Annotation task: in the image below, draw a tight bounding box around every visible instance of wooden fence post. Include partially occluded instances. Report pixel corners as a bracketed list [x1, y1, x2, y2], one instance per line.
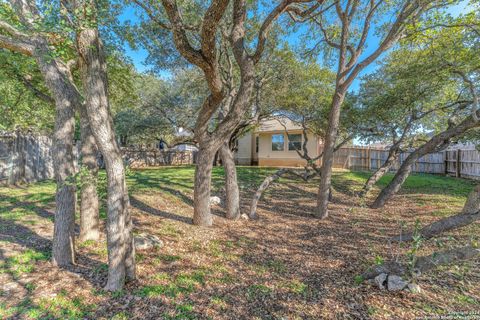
[444, 151, 448, 175]
[367, 148, 371, 171]
[456, 149, 461, 178]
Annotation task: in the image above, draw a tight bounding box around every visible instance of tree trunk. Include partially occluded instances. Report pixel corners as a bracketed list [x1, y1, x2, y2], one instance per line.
[193, 146, 216, 226]
[461, 185, 480, 214]
[31, 39, 78, 266]
[361, 149, 399, 197]
[120, 135, 128, 147]
[219, 142, 240, 220]
[392, 185, 480, 242]
[77, 27, 135, 290]
[395, 211, 480, 242]
[371, 153, 418, 209]
[250, 168, 289, 219]
[372, 114, 480, 209]
[316, 90, 346, 219]
[79, 107, 100, 242]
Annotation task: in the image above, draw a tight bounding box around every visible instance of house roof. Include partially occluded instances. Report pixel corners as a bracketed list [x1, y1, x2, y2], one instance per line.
[256, 117, 303, 133]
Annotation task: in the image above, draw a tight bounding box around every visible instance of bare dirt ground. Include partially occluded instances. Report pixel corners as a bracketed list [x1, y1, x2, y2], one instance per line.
[0, 168, 479, 319]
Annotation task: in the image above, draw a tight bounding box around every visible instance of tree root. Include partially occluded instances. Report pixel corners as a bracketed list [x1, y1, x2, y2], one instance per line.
[392, 212, 480, 242]
[362, 245, 480, 280]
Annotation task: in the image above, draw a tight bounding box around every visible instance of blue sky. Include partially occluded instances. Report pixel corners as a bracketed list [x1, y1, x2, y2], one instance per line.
[119, 1, 474, 89]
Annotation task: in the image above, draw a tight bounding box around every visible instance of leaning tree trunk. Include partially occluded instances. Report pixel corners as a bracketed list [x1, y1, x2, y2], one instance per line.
[193, 146, 216, 226]
[250, 168, 289, 219]
[392, 185, 480, 242]
[33, 39, 78, 266]
[317, 90, 347, 219]
[372, 118, 480, 209]
[371, 152, 418, 209]
[219, 142, 240, 220]
[361, 149, 399, 197]
[77, 27, 135, 291]
[79, 107, 100, 242]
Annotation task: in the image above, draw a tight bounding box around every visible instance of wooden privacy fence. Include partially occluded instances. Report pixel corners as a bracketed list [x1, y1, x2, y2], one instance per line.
[0, 132, 197, 185]
[121, 149, 197, 168]
[333, 146, 478, 178]
[0, 132, 63, 185]
[445, 149, 480, 179]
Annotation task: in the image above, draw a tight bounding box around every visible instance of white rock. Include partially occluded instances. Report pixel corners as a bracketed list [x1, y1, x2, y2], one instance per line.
[387, 275, 408, 291]
[240, 214, 249, 220]
[209, 196, 221, 206]
[407, 283, 422, 294]
[134, 233, 164, 250]
[374, 273, 388, 290]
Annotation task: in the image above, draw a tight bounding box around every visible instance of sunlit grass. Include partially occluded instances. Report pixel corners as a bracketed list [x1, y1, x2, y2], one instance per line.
[0, 249, 49, 278]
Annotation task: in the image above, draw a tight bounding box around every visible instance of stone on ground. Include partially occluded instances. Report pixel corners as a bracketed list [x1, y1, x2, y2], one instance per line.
[134, 233, 164, 250]
[209, 196, 221, 206]
[374, 273, 388, 290]
[387, 275, 408, 291]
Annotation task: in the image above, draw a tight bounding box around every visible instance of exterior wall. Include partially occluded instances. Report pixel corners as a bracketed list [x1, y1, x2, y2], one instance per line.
[258, 158, 310, 167]
[257, 118, 304, 132]
[235, 132, 253, 165]
[257, 131, 321, 167]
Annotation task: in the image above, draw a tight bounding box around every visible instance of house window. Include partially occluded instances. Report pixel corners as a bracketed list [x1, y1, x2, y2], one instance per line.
[271, 134, 284, 151]
[255, 136, 259, 153]
[288, 134, 302, 151]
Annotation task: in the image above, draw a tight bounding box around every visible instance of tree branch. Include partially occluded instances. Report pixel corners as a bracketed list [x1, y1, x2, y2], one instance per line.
[0, 34, 34, 55]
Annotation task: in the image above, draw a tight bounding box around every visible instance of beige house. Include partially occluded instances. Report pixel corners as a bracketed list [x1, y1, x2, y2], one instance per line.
[235, 117, 323, 167]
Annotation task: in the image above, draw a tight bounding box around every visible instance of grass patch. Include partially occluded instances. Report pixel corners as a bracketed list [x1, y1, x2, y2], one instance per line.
[336, 171, 475, 199]
[93, 263, 108, 275]
[156, 254, 182, 263]
[159, 223, 182, 238]
[1, 293, 95, 320]
[136, 270, 206, 298]
[152, 272, 171, 281]
[163, 302, 197, 320]
[111, 311, 131, 320]
[0, 249, 49, 278]
[455, 294, 479, 305]
[280, 279, 308, 294]
[210, 296, 227, 309]
[246, 284, 273, 301]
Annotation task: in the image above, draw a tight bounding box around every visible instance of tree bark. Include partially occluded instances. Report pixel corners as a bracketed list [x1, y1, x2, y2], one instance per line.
[462, 185, 480, 214]
[361, 149, 399, 197]
[30, 39, 78, 266]
[193, 146, 215, 226]
[316, 90, 346, 219]
[372, 115, 480, 209]
[250, 168, 289, 219]
[219, 142, 240, 220]
[77, 27, 135, 290]
[392, 185, 480, 242]
[79, 106, 100, 242]
[371, 154, 417, 209]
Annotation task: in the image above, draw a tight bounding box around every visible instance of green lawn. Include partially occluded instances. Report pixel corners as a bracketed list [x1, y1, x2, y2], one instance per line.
[1, 166, 475, 226]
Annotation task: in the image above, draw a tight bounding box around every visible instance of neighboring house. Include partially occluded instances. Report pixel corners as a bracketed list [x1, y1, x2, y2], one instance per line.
[172, 143, 198, 152]
[165, 127, 198, 152]
[235, 117, 323, 167]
